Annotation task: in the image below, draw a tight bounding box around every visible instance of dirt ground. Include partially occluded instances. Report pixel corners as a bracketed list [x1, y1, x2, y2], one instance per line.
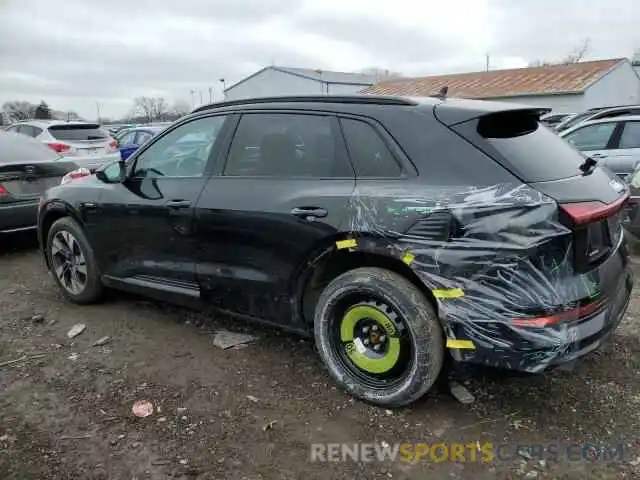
[1, 233, 639, 480]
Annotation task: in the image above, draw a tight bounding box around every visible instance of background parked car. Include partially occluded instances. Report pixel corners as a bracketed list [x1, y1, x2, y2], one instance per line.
[559, 115, 640, 177]
[540, 112, 576, 129]
[555, 105, 640, 133]
[116, 126, 166, 160]
[0, 131, 78, 234]
[5, 120, 120, 170]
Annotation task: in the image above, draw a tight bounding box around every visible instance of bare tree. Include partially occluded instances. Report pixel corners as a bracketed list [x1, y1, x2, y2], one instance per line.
[560, 38, 590, 64]
[2, 100, 36, 121]
[132, 96, 169, 122]
[528, 38, 591, 67]
[34, 101, 52, 119]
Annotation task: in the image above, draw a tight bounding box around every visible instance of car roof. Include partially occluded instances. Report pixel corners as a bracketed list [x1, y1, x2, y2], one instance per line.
[15, 119, 101, 128]
[188, 94, 549, 126]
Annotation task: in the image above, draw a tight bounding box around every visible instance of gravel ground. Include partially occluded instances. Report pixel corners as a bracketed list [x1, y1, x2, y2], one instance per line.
[1, 233, 639, 480]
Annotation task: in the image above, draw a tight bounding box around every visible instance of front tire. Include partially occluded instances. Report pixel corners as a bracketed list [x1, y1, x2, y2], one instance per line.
[314, 267, 444, 407]
[46, 217, 103, 304]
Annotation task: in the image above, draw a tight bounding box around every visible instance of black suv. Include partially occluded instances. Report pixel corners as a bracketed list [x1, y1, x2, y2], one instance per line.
[37, 95, 633, 407]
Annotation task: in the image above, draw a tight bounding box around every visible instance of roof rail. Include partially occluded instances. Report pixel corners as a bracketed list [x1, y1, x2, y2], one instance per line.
[191, 95, 418, 113]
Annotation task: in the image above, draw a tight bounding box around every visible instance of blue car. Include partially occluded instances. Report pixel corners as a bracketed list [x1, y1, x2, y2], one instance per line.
[116, 126, 166, 161]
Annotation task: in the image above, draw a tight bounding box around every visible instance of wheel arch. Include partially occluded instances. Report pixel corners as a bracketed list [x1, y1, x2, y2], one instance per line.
[295, 234, 441, 330]
[39, 202, 85, 268]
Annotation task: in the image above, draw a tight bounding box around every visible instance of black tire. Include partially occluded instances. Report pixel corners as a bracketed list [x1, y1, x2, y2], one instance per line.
[46, 217, 103, 304]
[314, 267, 444, 407]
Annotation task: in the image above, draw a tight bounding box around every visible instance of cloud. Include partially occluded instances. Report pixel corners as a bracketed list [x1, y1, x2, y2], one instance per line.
[0, 0, 638, 119]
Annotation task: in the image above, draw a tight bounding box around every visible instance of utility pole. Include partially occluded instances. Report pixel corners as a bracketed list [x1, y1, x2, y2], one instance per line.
[190, 90, 195, 109]
[208, 87, 213, 103]
[485, 53, 490, 72]
[96, 102, 101, 123]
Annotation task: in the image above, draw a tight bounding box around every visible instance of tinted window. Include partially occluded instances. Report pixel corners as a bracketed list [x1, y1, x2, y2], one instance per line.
[224, 113, 351, 177]
[0, 132, 61, 164]
[563, 122, 617, 150]
[17, 125, 35, 136]
[48, 124, 109, 141]
[341, 118, 402, 177]
[618, 121, 640, 149]
[136, 131, 154, 145]
[453, 112, 587, 182]
[119, 131, 137, 146]
[133, 115, 226, 178]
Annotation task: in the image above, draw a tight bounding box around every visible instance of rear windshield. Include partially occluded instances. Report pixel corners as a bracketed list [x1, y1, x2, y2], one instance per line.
[0, 132, 61, 164]
[48, 124, 109, 141]
[455, 111, 585, 183]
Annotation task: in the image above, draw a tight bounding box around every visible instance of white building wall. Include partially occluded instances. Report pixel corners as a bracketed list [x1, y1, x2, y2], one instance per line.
[225, 69, 323, 100]
[224, 68, 373, 100]
[584, 61, 640, 108]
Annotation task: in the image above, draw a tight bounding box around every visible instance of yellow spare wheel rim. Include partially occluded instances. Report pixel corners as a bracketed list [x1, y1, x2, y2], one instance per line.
[340, 304, 401, 374]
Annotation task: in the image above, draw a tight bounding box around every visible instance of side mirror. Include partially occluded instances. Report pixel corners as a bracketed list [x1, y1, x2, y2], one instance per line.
[96, 160, 126, 184]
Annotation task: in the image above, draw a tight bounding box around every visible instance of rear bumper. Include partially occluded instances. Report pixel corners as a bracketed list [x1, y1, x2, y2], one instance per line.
[0, 201, 39, 233]
[447, 245, 634, 373]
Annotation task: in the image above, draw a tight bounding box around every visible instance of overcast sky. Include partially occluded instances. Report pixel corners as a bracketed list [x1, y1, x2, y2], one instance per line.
[1, 0, 638, 120]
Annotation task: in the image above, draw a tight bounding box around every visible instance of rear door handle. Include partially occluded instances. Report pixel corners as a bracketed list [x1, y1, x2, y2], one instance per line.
[166, 199, 192, 209]
[290, 206, 328, 218]
[591, 153, 607, 159]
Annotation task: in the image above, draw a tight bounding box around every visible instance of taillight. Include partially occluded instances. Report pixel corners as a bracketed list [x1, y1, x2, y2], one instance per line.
[110, 139, 118, 149]
[0, 184, 7, 196]
[560, 195, 629, 225]
[513, 297, 605, 327]
[47, 142, 71, 154]
[60, 168, 92, 185]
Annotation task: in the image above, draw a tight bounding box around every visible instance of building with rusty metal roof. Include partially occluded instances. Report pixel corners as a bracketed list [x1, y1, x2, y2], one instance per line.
[361, 58, 640, 114]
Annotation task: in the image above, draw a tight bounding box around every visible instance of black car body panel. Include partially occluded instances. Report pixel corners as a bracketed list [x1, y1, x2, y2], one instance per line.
[37, 95, 633, 372]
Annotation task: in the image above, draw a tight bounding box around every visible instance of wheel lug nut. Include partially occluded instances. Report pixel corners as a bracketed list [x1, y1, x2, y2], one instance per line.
[372, 325, 378, 331]
[362, 326, 370, 334]
[363, 339, 370, 346]
[373, 344, 381, 351]
[379, 335, 386, 342]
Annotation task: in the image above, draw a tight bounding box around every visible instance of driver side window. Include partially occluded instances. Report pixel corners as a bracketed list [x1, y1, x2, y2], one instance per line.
[132, 116, 227, 178]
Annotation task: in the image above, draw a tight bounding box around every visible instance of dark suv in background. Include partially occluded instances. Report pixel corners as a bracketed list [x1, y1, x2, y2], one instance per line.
[37, 95, 632, 407]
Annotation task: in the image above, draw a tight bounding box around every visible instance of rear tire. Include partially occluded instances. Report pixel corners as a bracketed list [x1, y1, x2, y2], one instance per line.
[46, 217, 103, 304]
[314, 267, 444, 407]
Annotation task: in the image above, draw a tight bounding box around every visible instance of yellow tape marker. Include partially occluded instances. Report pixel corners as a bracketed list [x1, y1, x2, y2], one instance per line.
[446, 339, 476, 350]
[432, 288, 464, 299]
[402, 252, 415, 265]
[335, 238, 357, 250]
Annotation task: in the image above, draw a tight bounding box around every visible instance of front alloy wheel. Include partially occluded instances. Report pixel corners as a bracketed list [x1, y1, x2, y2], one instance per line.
[51, 231, 87, 295]
[46, 217, 103, 304]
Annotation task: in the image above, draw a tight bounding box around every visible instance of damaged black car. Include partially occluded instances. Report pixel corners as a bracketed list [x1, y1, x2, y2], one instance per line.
[37, 95, 633, 407]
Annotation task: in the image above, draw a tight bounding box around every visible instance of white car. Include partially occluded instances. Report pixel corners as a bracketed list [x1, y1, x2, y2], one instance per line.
[5, 120, 120, 170]
[559, 115, 640, 178]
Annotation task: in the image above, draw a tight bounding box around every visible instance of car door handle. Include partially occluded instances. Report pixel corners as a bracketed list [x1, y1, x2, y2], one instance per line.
[165, 199, 192, 209]
[290, 206, 328, 218]
[591, 153, 607, 159]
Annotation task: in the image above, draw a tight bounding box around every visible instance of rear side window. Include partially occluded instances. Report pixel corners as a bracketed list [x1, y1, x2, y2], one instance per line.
[453, 111, 587, 183]
[48, 124, 109, 141]
[563, 122, 617, 150]
[0, 132, 60, 164]
[340, 118, 402, 177]
[224, 113, 352, 178]
[618, 121, 640, 149]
